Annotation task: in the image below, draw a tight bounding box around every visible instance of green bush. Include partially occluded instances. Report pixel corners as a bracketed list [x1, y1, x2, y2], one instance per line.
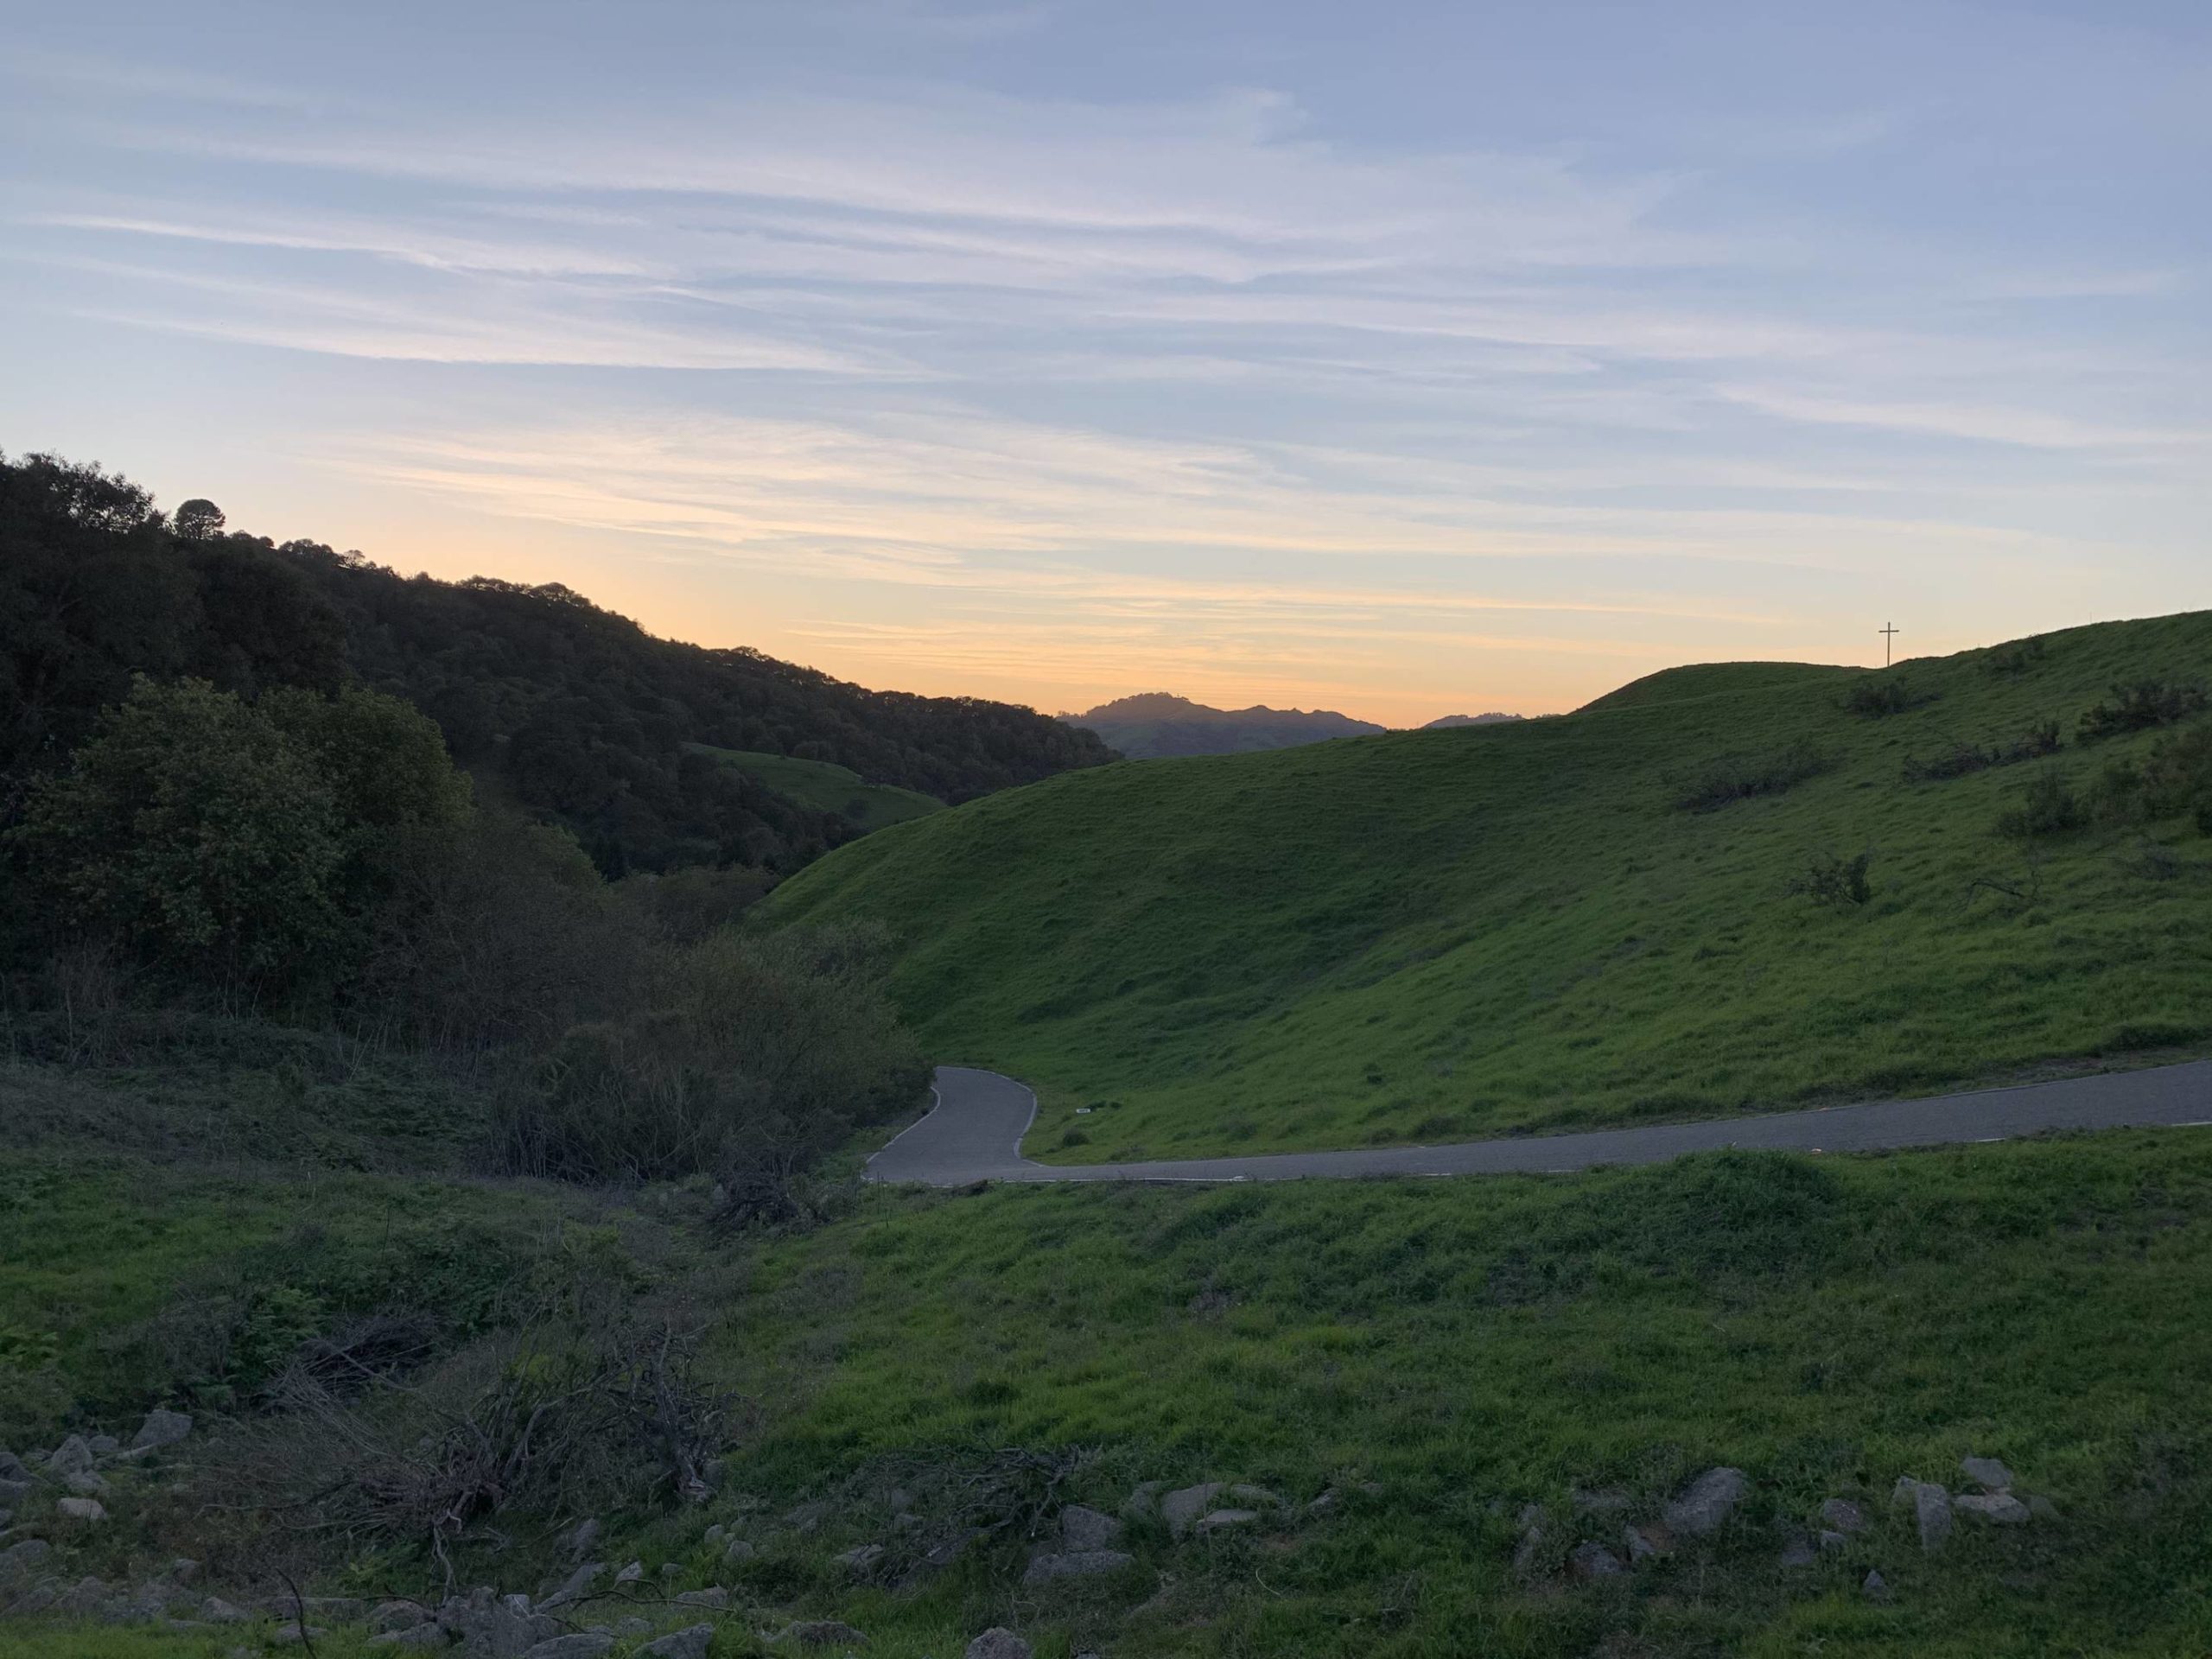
[1840, 674, 1935, 717]
[1998, 768, 2088, 840]
[2079, 679, 2208, 741]
[1902, 718, 2062, 784]
[495, 922, 926, 1186]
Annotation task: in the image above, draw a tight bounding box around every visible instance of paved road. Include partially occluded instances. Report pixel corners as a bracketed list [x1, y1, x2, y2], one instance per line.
[866, 1060, 2212, 1185]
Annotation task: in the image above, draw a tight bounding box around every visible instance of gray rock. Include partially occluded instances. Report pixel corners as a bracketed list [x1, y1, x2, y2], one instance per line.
[636, 1628, 715, 1659]
[723, 1539, 757, 1564]
[56, 1495, 107, 1522]
[615, 1620, 653, 1638]
[566, 1517, 602, 1561]
[782, 1498, 832, 1532]
[1510, 1524, 1545, 1576]
[659, 1560, 682, 1578]
[835, 1543, 885, 1573]
[1567, 1541, 1625, 1580]
[1662, 1467, 1748, 1538]
[538, 1563, 602, 1611]
[86, 1434, 119, 1458]
[0, 1478, 29, 1507]
[1778, 1533, 1816, 1568]
[0, 1451, 28, 1482]
[438, 1586, 557, 1656]
[1060, 1503, 1124, 1551]
[1514, 1502, 1544, 1529]
[201, 1597, 251, 1623]
[1121, 1480, 1166, 1519]
[1194, 1508, 1260, 1535]
[0, 1538, 50, 1580]
[676, 1586, 729, 1607]
[130, 1409, 194, 1452]
[1023, 1549, 1134, 1586]
[1819, 1497, 1867, 1534]
[1914, 1481, 1954, 1554]
[66, 1471, 108, 1497]
[783, 1621, 869, 1648]
[2028, 1494, 2062, 1522]
[614, 1560, 645, 1584]
[1891, 1475, 1923, 1510]
[168, 1559, 199, 1584]
[10, 1578, 61, 1616]
[1961, 1456, 2014, 1492]
[965, 1630, 1033, 1659]
[56, 1575, 116, 1615]
[372, 1599, 431, 1630]
[270, 1624, 328, 1647]
[1818, 1529, 1851, 1552]
[1622, 1524, 1664, 1562]
[1862, 1569, 1891, 1603]
[48, 1435, 96, 1477]
[1956, 1492, 2031, 1525]
[1160, 1482, 1224, 1538]
[522, 1637, 617, 1659]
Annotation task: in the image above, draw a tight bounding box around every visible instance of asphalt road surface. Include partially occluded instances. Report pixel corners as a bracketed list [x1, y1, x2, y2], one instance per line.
[866, 1060, 2212, 1185]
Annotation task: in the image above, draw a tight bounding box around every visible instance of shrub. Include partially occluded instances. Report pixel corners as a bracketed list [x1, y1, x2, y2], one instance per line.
[2079, 680, 2208, 741]
[1983, 637, 2049, 678]
[2086, 721, 2212, 831]
[1841, 675, 1935, 718]
[493, 922, 926, 1188]
[1673, 740, 1832, 812]
[1791, 850, 1873, 909]
[1902, 718, 2062, 784]
[1997, 769, 2087, 840]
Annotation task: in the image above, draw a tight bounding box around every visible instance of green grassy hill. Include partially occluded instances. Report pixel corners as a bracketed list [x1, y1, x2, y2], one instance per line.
[765, 612, 2212, 1162]
[691, 744, 945, 833]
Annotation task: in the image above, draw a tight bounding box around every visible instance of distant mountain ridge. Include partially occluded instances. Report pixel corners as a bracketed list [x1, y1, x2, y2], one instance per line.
[1424, 712, 1524, 728]
[1065, 692, 1385, 759]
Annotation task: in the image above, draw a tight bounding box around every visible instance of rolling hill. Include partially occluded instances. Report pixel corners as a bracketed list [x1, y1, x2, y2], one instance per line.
[1065, 691, 1385, 758]
[690, 743, 945, 833]
[766, 612, 2212, 1162]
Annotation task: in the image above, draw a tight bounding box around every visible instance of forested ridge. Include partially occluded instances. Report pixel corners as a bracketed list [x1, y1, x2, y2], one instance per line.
[1, 452, 1113, 876]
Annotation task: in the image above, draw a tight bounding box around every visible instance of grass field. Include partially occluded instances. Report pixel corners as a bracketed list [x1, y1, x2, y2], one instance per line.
[763, 613, 2212, 1163]
[692, 744, 944, 832]
[6, 1067, 2212, 1656]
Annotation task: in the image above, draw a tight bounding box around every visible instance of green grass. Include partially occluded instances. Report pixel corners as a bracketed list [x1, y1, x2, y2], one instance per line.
[697, 1128, 2212, 1656]
[8, 1055, 2212, 1655]
[692, 744, 944, 832]
[763, 613, 2212, 1162]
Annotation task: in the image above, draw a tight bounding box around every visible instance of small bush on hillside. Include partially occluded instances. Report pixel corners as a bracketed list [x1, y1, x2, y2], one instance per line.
[2079, 679, 2208, 741]
[1673, 740, 1832, 812]
[1791, 850, 1874, 909]
[1982, 637, 2050, 677]
[1840, 675, 1936, 718]
[1997, 768, 2087, 840]
[1902, 718, 2062, 784]
[2084, 721, 2212, 832]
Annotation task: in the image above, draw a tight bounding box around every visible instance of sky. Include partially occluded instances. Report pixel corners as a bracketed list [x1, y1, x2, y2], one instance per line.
[3, 1, 2208, 726]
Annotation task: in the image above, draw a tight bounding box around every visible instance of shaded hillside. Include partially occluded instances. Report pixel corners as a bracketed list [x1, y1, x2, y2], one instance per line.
[1066, 691, 1382, 758]
[0, 452, 1111, 874]
[769, 613, 2212, 1160]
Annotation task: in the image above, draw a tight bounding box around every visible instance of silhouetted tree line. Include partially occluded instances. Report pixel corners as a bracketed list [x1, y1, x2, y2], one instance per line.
[2, 452, 1112, 876]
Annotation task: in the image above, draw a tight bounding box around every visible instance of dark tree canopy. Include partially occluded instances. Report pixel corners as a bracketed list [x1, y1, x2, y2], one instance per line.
[0, 452, 1114, 877]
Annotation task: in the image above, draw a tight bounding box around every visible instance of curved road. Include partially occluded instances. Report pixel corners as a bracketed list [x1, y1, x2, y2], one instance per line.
[867, 1060, 2212, 1185]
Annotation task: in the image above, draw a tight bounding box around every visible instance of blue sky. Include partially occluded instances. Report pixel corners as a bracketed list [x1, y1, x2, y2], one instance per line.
[3, 0, 2207, 722]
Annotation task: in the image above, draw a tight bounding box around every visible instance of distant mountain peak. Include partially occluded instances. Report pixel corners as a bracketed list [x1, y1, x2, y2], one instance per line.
[1065, 691, 1385, 760]
[1423, 712, 1524, 728]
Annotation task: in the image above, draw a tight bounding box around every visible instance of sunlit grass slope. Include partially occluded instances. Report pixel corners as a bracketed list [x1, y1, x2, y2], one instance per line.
[692, 744, 944, 832]
[764, 613, 2212, 1162]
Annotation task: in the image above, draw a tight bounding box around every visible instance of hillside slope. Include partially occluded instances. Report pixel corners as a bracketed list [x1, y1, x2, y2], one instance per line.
[0, 452, 1112, 879]
[1066, 691, 1384, 758]
[766, 613, 2212, 1162]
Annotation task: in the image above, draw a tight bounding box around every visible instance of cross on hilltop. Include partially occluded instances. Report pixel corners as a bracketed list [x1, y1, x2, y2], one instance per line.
[1879, 622, 1899, 667]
